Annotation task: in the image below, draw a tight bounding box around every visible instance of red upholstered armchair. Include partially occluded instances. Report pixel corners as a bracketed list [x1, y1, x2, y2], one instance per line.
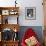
[21, 28, 41, 46]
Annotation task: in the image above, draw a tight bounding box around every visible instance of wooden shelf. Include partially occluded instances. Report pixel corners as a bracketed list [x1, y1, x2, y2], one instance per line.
[2, 40, 19, 42]
[0, 7, 19, 10]
[0, 40, 19, 46]
[0, 7, 19, 46]
[0, 24, 19, 32]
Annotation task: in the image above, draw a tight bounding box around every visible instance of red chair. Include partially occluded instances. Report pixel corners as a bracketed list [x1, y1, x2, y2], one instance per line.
[21, 28, 41, 46]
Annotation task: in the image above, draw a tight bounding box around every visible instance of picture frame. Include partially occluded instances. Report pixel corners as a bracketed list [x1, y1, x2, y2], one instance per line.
[25, 7, 36, 20]
[2, 10, 9, 15]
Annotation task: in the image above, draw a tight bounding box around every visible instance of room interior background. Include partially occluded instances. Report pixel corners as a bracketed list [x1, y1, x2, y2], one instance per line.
[0, 0, 44, 45]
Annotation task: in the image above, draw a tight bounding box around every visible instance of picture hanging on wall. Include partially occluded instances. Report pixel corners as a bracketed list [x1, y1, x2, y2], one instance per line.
[25, 7, 36, 20]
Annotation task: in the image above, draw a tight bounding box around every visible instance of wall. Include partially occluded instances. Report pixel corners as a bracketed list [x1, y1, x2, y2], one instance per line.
[18, 0, 44, 26]
[18, 26, 44, 44]
[0, 0, 44, 26]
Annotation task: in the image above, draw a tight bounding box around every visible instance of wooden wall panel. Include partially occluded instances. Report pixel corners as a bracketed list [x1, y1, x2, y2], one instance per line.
[43, 0, 46, 46]
[43, 0, 46, 26]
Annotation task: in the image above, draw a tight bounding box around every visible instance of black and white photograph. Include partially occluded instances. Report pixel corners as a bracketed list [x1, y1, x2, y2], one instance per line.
[25, 7, 36, 20]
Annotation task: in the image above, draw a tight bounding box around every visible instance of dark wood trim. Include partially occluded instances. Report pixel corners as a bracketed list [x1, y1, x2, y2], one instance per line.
[0, 24, 19, 32]
[0, 7, 19, 10]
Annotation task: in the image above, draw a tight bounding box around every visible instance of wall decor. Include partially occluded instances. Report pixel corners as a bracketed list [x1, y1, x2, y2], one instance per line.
[25, 7, 36, 20]
[2, 10, 9, 15]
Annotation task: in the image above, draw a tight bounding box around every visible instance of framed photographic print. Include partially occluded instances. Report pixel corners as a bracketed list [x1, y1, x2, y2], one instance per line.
[25, 7, 36, 20]
[2, 10, 9, 15]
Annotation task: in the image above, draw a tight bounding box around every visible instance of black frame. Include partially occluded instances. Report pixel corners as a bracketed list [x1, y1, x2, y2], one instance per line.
[25, 7, 36, 20]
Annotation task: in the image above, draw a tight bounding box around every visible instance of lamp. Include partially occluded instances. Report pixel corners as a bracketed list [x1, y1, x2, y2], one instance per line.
[15, 0, 17, 7]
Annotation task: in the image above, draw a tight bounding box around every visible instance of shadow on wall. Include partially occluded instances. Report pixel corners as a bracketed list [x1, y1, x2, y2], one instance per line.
[18, 26, 44, 44]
